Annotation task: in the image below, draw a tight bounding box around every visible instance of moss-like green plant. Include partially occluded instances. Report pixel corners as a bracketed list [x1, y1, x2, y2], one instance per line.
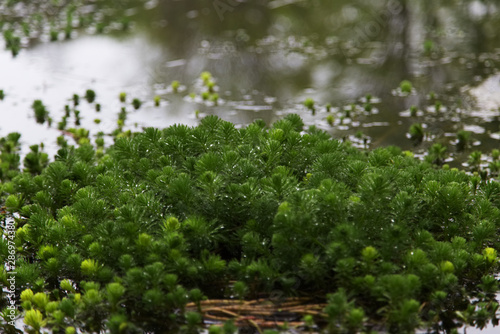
[426, 143, 447, 165]
[409, 123, 424, 144]
[2, 116, 500, 333]
[0, 90, 4, 100]
[32, 100, 49, 124]
[171, 80, 180, 93]
[154, 95, 161, 107]
[326, 114, 334, 126]
[400, 80, 413, 94]
[132, 98, 142, 110]
[72, 94, 79, 106]
[325, 103, 332, 112]
[304, 98, 315, 114]
[84, 89, 96, 103]
[410, 105, 418, 117]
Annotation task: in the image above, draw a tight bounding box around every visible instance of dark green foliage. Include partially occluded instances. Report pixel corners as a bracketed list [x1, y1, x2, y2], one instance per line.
[409, 123, 424, 144]
[132, 98, 142, 110]
[1, 116, 500, 333]
[32, 100, 49, 124]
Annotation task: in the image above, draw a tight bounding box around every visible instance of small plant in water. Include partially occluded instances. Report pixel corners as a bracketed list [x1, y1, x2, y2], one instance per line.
[72, 94, 80, 106]
[85, 89, 96, 103]
[119, 92, 127, 103]
[468, 151, 482, 171]
[400, 80, 413, 94]
[32, 100, 49, 124]
[410, 105, 418, 117]
[304, 98, 315, 115]
[326, 114, 334, 126]
[171, 80, 180, 93]
[409, 123, 424, 144]
[0, 89, 4, 100]
[132, 98, 142, 110]
[456, 130, 472, 151]
[154, 95, 161, 107]
[426, 143, 447, 165]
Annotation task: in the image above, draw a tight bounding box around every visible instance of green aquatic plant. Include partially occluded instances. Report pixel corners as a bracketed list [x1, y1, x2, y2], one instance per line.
[3, 29, 21, 57]
[424, 40, 434, 55]
[409, 123, 424, 144]
[32, 100, 49, 124]
[23, 144, 48, 175]
[426, 143, 447, 165]
[0, 90, 4, 100]
[468, 151, 482, 171]
[119, 92, 127, 103]
[71, 94, 79, 106]
[410, 105, 418, 117]
[210, 93, 219, 105]
[456, 130, 472, 151]
[2, 116, 500, 333]
[132, 98, 142, 110]
[85, 89, 96, 103]
[50, 29, 58, 42]
[304, 98, 315, 115]
[434, 100, 442, 112]
[364, 103, 372, 112]
[326, 114, 334, 126]
[492, 149, 500, 161]
[95, 103, 101, 112]
[154, 95, 161, 107]
[325, 103, 332, 112]
[400, 80, 413, 94]
[171, 80, 180, 93]
[200, 71, 212, 85]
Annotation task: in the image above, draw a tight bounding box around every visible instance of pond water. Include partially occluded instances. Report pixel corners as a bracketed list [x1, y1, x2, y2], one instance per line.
[2, 0, 500, 332]
[1, 0, 500, 167]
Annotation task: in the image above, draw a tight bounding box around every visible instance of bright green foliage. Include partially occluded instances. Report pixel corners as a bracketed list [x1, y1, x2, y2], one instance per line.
[132, 98, 142, 110]
[1, 116, 500, 333]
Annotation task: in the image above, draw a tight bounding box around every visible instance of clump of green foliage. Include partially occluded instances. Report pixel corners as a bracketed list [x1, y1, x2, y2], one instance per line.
[400, 80, 413, 94]
[31, 100, 49, 124]
[1, 115, 500, 333]
[85, 90, 96, 104]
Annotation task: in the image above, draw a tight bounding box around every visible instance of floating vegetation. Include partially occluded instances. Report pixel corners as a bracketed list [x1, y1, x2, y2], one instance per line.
[408, 122, 424, 144]
[119, 92, 127, 103]
[326, 114, 334, 126]
[85, 89, 96, 103]
[400, 80, 413, 94]
[0, 90, 4, 100]
[1, 115, 500, 333]
[132, 98, 142, 110]
[456, 130, 472, 151]
[304, 98, 315, 115]
[171, 80, 180, 93]
[32, 100, 49, 124]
